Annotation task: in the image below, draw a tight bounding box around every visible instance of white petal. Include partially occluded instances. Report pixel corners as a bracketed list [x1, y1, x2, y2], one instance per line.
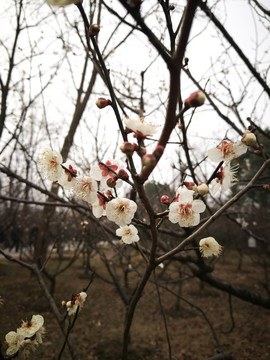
[192, 200, 206, 213]
[116, 228, 124, 237]
[90, 165, 102, 181]
[207, 147, 222, 162]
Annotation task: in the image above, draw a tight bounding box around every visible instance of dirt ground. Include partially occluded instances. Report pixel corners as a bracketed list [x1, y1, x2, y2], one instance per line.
[0, 250, 269, 360]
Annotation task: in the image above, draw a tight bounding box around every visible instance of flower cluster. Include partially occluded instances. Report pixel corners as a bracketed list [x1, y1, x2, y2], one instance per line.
[62, 292, 87, 316]
[38, 149, 139, 243]
[5, 315, 45, 358]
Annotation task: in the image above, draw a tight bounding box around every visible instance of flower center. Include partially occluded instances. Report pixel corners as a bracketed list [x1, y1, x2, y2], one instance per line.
[82, 181, 92, 192]
[218, 141, 234, 158]
[178, 203, 193, 219]
[49, 155, 59, 169]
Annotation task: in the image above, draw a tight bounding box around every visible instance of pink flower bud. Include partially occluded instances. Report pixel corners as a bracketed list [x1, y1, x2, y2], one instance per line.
[263, 184, 269, 190]
[160, 195, 170, 205]
[183, 181, 197, 191]
[120, 142, 135, 155]
[254, 149, 262, 156]
[153, 145, 164, 160]
[106, 177, 117, 188]
[197, 183, 209, 196]
[184, 90, 205, 109]
[142, 154, 157, 167]
[89, 24, 100, 37]
[118, 169, 129, 180]
[241, 132, 256, 146]
[96, 97, 112, 109]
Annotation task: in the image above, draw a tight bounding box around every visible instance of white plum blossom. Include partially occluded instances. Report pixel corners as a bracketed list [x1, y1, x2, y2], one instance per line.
[58, 160, 78, 190]
[106, 198, 137, 226]
[124, 116, 159, 138]
[46, 0, 81, 6]
[169, 187, 206, 227]
[72, 175, 98, 205]
[64, 292, 87, 316]
[207, 141, 247, 163]
[90, 160, 124, 190]
[5, 331, 25, 356]
[116, 225, 140, 244]
[17, 315, 44, 338]
[199, 237, 222, 258]
[211, 163, 238, 195]
[6, 315, 45, 358]
[92, 192, 111, 218]
[37, 149, 63, 181]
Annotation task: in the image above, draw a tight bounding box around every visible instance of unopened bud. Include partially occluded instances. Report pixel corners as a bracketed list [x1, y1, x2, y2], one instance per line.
[241, 132, 256, 146]
[254, 149, 261, 156]
[66, 301, 72, 308]
[160, 195, 170, 205]
[183, 181, 197, 191]
[96, 97, 112, 109]
[118, 169, 129, 180]
[197, 183, 209, 196]
[142, 154, 157, 167]
[169, 4, 175, 10]
[106, 177, 117, 188]
[184, 90, 205, 109]
[89, 24, 100, 37]
[61, 301, 66, 307]
[177, 123, 183, 129]
[120, 142, 135, 155]
[153, 145, 164, 160]
[263, 184, 269, 190]
[184, 57, 189, 66]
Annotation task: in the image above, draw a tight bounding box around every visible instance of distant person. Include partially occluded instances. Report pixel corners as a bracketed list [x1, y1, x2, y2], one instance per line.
[10, 224, 23, 253]
[29, 224, 39, 249]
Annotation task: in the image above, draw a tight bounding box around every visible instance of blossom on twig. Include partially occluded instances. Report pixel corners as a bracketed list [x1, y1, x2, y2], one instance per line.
[106, 197, 137, 226]
[116, 225, 140, 244]
[37, 149, 63, 181]
[124, 116, 159, 138]
[211, 162, 238, 194]
[63, 292, 87, 316]
[91, 160, 124, 190]
[72, 175, 98, 205]
[5, 315, 45, 358]
[207, 141, 247, 163]
[168, 187, 206, 227]
[199, 237, 222, 258]
[58, 160, 78, 190]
